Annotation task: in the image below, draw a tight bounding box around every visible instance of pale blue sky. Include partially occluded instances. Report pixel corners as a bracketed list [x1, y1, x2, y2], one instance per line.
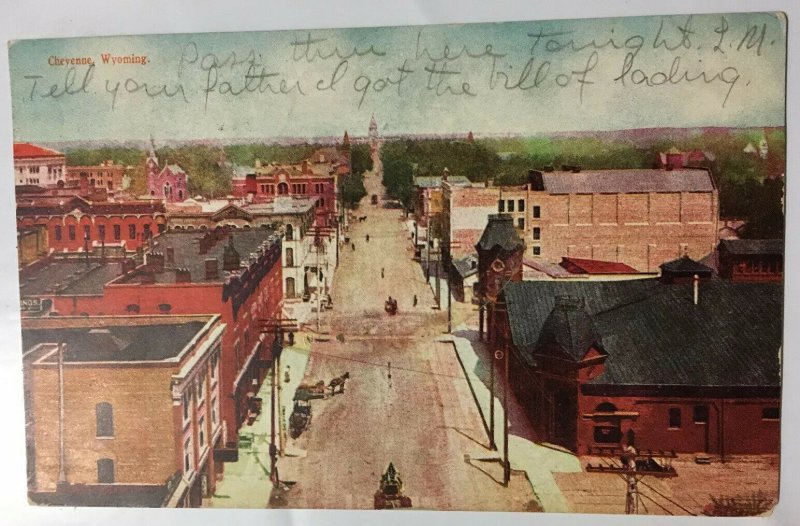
[8, 12, 786, 143]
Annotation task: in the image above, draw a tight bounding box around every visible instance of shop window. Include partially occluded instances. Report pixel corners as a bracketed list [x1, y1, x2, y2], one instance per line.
[762, 407, 780, 421]
[669, 407, 681, 429]
[95, 402, 114, 437]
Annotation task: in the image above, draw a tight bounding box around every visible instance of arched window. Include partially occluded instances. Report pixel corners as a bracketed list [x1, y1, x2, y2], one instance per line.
[97, 458, 114, 483]
[277, 182, 289, 195]
[96, 402, 114, 437]
[285, 224, 293, 241]
[286, 248, 294, 267]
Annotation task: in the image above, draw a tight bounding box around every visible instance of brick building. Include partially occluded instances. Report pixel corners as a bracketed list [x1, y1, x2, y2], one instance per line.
[718, 239, 783, 282]
[166, 196, 333, 299]
[16, 195, 167, 252]
[146, 142, 188, 203]
[44, 228, 283, 450]
[66, 161, 126, 192]
[231, 134, 350, 227]
[495, 277, 782, 457]
[413, 168, 470, 226]
[14, 143, 66, 187]
[23, 314, 224, 507]
[443, 167, 718, 273]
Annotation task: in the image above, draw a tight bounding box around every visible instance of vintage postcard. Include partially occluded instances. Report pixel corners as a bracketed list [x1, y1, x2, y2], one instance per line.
[8, 11, 786, 515]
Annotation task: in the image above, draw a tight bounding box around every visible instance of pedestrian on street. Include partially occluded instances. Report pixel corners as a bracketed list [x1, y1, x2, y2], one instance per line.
[351, 243, 355, 251]
[381, 268, 385, 278]
[413, 294, 418, 307]
[366, 234, 370, 242]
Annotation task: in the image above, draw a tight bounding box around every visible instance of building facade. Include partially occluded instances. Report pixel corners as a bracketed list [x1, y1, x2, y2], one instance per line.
[45, 228, 283, 450]
[146, 144, 188, 203]
[14, 143, 66, 187]
[66, 161, 126, 192]
[496, 278, 782, 457]
[23, 314, 224, 507]
[17, 195, 167, 252]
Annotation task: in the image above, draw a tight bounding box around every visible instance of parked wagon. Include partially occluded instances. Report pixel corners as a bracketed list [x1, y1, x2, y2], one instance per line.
[289, 399, 312, 439]
[384, 297, 398, 315]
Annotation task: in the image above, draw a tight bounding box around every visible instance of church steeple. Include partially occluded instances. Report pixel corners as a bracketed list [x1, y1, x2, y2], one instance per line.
[146, 135, 159, 179]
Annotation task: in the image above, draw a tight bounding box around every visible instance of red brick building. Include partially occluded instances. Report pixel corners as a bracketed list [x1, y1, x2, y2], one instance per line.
[46, 228, 283, 450]
[23, 314, 224, 507]
[17, 195, 166, 252]
[146, 143, 188, 203]
[718, 239, 783, 282]
[496, 277, 782, 457]
[231, 135, 350, 227]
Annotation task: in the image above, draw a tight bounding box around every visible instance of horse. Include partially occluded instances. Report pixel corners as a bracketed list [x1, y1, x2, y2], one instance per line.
[328, 372, 350, 395]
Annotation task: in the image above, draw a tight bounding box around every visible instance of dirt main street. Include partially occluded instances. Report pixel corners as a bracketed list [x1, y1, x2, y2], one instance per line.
[277, 166, 536, 511]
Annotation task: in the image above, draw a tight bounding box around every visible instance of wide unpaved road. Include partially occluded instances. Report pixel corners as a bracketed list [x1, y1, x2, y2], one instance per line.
[280, 168, 534, 511]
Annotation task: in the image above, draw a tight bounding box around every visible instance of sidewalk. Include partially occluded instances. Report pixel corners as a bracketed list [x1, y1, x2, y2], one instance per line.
[208, 337, 312, 508]
[438, 328, 582, 513]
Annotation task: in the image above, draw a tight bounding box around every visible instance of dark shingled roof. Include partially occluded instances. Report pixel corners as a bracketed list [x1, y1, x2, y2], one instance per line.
[504, 279, 782, 387]
[20, 260, 120, 297]
[476, 214, 523, 252]
[536, 297, 602, 361]
[720, 239, 784, 256]
[660, 256, 714, 274]
[541, 168, 714, 194]
[22, 321, 208, 362]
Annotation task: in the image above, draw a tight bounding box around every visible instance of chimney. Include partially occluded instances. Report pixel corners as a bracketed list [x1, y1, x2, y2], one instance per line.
[165, 246, 174, 264]
[175, 267, 191, 283]
[147, 252, 165, 272]
[205, 258, 219, 280]
[693, 274, 699, 305]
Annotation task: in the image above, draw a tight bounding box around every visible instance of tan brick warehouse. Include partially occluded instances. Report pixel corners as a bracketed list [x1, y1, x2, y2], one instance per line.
[442, 168, 718, 272]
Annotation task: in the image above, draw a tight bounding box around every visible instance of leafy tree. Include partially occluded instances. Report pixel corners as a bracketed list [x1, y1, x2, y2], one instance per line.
[350, 144, 373, 176]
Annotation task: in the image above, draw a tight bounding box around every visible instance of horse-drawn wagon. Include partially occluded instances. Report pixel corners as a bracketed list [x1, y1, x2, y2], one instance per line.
[374, 463, 412, 509]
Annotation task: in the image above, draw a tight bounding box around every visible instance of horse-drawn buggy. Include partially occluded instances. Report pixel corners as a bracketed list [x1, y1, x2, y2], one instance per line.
[384, 297, 398, 315]
[289, 392, 314, 438]
[374, 463, 412, 509]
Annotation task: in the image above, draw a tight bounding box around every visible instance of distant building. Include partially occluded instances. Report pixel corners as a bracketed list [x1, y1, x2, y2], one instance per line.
[18, 226, 49, 268]
[496, 278, 782, 456]
[231, 133, 349, 227]
[16, 195, 167, 253]
[718, 239, 783, 282]
[66, 161, 125, 192]
[369, 114, 380, 153]
[522, 257, 653, 282]
[658, 147, 714, 170]
[14, 143, 66, 187]
[146, 140, 188, 203]
[413, 167, 470, 226]
[23, 314, 224, 507]
[166, 196, 332, 299]
[443, 167, 719, 273]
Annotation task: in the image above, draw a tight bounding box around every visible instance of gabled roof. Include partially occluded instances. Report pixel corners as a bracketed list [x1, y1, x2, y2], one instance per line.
[720, 239, 784, 256]
[476, 214, 523, 252]
[535, 296, 602, 362]
[660, 255, 714, 274]
[504, 279, 783, 387]
[13, 143, 63, 159]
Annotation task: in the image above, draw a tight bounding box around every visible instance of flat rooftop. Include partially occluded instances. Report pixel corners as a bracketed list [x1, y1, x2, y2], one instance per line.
[115, 228, 278, 285]
[22, 318, 211, 362]
[20, 259, 122, 297]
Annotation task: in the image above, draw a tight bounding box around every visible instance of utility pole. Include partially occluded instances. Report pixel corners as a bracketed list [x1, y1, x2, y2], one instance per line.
[503, 345, 510, 486]
[57, 341, 66, 485]
[489, 348, 496, 450]
[259, 317, 299, 487]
